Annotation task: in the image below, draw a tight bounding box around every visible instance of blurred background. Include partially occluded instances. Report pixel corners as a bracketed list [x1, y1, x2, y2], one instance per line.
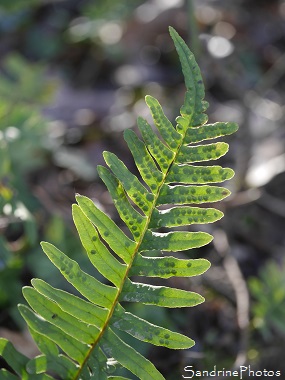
[0, 0, 285, 378]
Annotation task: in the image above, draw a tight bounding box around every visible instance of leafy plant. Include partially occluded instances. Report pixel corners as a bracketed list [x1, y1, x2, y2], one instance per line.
[0, 55, 55, 235]
[0, 27, 238, 379]
[250, 259, 285, 339]
[0, 56, 56, 315]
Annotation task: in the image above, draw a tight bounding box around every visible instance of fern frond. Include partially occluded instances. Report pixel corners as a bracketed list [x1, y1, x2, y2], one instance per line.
[1, 27, 238, 379]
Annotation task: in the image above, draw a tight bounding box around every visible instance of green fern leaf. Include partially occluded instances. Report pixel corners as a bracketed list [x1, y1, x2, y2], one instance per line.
[130, 255, 210, 279]
[0, 27, 238, 379]
[111, 305, 194, 349]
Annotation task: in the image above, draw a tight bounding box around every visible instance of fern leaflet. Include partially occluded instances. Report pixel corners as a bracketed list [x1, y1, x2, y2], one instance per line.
[0, 27, 238, 380]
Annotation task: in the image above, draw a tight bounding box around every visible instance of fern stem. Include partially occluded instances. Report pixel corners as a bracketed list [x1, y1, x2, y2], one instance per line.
[74, 118, 190, 380]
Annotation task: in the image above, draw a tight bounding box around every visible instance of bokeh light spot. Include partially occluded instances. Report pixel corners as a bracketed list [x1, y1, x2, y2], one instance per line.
[207, 36, 234, 58]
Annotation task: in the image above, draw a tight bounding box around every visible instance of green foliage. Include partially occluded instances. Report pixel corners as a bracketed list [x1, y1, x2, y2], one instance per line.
[0, 56, 56, 312]
[249, 260, 285, 339]
[0, 27, 238, 379]
[0, 56, 52, 182]
[0, 55, 54, 217]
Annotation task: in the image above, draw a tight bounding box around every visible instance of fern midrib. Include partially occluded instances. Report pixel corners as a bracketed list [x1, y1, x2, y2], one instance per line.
[73, 140, 184, 379]
[75, 94, 196, 378]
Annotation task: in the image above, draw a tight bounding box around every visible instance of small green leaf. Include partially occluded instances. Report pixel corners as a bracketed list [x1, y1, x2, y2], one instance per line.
[130, 255, 210, 278]
[184, 122, 238, 144]
[177, 142, 229, 163]
[100, 328, 165, 380]
[140, 230, 213, 252]
[76, 194, 136, 262]
[73, 204, 126, 286]
[121, 279, 204, 308]
[32, 279, 108, 328]
[0, 338, 28, 377]
[112, 308, 194, 349]
[178, 92, 209, 128]
[26, 355, 48, 375]
[145, 95, 182, 149]
[103, 152, 154, 213]
[149, 206, 223, 228]
[18, 305, 87, 364]
[26, 329, 78, 378]
[41, 242, 117, 308]
[26, 353, 76, 378]
[157, 184, 231, 205]
[169, 27, 208, 128]
[23, 287, 100, 344]
[166, 164, 234, 184]
[124, 129, 163, 191]
[98, 166, 147, 240]
[137, 116, 174, 173]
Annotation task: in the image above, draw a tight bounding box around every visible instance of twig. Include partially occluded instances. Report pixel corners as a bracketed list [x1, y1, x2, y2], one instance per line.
[202, 229, 250, 380]
[213, 229, 250, 369]
[257, 191, 285, 218]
